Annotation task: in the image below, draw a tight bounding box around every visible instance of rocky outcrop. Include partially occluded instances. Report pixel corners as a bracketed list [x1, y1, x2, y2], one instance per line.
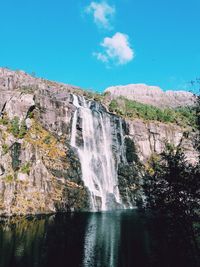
[105, 84, 195, 108]
[0, 118, 89, 215]
[127, 119, 198, 164]
[0, 69, 90, 215]
[0, 68, 198, 215]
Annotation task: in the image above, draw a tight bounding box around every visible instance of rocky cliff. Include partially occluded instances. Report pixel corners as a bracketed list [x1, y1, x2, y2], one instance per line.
[0, 68, 198, 215]
[127, 119, 197, 164]
[105, 84, 195, 108]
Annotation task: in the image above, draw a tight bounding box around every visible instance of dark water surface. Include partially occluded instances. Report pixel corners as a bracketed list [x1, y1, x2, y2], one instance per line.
[0, 211, 199, 267]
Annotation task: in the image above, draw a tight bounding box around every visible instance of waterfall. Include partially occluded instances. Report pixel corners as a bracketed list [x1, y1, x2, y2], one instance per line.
[70, 94, 123, 211]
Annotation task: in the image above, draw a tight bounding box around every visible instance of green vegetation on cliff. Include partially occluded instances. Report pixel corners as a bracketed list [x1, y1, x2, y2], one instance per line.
[108, 96, 196, 127]
[0, 115, 28, 139]
[77, 90, 196, 128]
[20, 163, 31, 175]
[56, 86, 196, 128]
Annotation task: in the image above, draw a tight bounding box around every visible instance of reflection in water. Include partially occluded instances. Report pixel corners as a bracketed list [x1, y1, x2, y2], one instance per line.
[0, 216, 47, 267]
[0, 211, 199, 267]
[83, 212, 120, 267]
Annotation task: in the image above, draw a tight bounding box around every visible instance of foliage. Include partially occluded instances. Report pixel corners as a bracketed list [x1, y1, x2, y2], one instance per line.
[143, 74, 200, 241]
[6, 117, 27, 139]
[19, 86, 35, 93]
[192, 78, 200, 155]
[2, 144, 9, 154]
[70, 89, 197, 128]
[11, 142, 21, 171]
[27, 111, 34, 119]
[5, 175, 14, 183]
[9, 116, 20, 137]
[20, 163, 31, 175]
[0, 115, 9, 125]
[82, 90, 106, 102]
[65, 87, 197, 128]
[25, 120, 66, 159]
[143, 144, 200, 252]
[43, 135, 51, 144]
[109, 100, 119, 113]
[144, 146, 199, 217]
[108, 97, 197, 127]
[18, 120, 27, 139]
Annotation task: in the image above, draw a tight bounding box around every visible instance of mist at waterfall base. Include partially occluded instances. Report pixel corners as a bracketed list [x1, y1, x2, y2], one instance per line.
[0, 211, 198, 267]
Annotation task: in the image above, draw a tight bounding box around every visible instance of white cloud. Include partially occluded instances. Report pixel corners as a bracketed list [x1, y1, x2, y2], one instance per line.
[85, 1, 115, 29]
[93, 52, 108, 63]
[94, 32, 134, 65]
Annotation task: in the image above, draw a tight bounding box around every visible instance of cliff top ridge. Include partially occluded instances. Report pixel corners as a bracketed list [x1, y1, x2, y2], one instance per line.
[0, 67, 195, 108]
[0, 67, 80, 93]
[105, 84, 195, 108]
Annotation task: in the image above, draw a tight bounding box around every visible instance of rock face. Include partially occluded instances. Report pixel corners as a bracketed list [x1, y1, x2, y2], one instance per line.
[127, 119, 198, 164]
[0, 68, 198, 215]
[105, 84, 195, 108]
[0, 69, 89, 215]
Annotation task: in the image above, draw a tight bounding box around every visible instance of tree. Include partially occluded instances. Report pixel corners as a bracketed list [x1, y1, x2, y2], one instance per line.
[142, 79, 200, 264]
[144, 145, 199, 219]
[143, 78, 200, 220]
[143, 144, 200, 262]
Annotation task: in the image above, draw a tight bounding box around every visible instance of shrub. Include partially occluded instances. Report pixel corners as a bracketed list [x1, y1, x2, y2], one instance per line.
[7, 117, 27, 138]
[2, 144, 9, 154]
[143, 144, 200, 248]
[0, 115, 9, 125]
[19, 86, 34, 93]
[20, 163, 30, 175]
[5, 175, 14, 183]
[109, 100, 119, 113]
[9, 116, 20, 137]
[44, 135, 51, 144]
[18, 120, 27, 139]
[28, 111, 34, 119]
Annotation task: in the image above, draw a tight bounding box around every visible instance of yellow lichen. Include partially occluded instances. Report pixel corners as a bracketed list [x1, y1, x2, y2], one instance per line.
[25, 120, 66, 160]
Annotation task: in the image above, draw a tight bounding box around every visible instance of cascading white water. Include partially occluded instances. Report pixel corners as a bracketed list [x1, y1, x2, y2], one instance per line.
[70, 94, 122, 211]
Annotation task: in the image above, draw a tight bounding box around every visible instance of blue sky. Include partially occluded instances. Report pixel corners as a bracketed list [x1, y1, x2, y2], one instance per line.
[0, 0, 199, 92]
